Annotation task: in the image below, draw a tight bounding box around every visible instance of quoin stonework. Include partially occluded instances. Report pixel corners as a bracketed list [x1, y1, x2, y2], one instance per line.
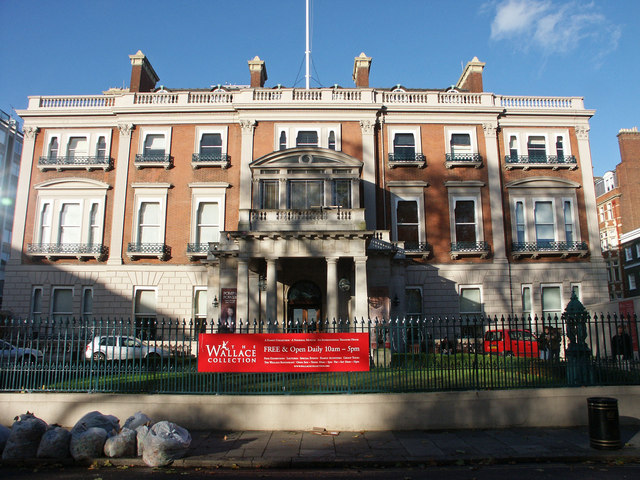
[4, 51, 608, 328]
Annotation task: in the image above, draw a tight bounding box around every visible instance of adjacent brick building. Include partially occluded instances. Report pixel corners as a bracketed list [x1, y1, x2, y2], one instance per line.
[4, 51, 608, 331]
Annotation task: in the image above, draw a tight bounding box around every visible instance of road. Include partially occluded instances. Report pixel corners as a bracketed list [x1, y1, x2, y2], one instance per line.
[2, 462, 640, 480]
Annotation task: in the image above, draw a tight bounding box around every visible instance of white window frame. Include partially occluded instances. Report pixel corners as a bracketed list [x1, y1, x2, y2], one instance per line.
[133, 287, 158, 340]
[540, 284, 563, 321]
[275, 124, 341, 150]
[42, 129, 112, 158]
[51, 286, 74, 319]
[32, 179, 108, 257]
[129, 184, 170, 258]
[521, 284, 533, 319]
[30, 286, 43, 319]
[405, 286, 423, 319]
[193, 287, 208, 336]
[458, 285, 483, 315]
[503, 129, 572, 168]
[625, 247, 633, 262]
[389, 186, 426, 246]
[192, 126, 229, 168]
[448, 193, 483, 244]
[628, 274, 637, 291]
[388, 126, 421, 157]
[188, 183, 228, 257]
[138, 127, 172, 156]
[444, 127, 477, 156]
[562, 198, 576, 243]
[636, 244, 640, 258]
[81, 286, 93, 319]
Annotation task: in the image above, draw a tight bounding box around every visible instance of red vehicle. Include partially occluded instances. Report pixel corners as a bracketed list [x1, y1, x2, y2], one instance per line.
[483, 329, 539, 357]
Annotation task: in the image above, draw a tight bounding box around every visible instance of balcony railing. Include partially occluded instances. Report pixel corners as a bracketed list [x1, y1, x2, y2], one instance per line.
[191, 153, 229, 169]
[388, 152, 427, 168]
[27, 243, 107, 260]
[134, 154, 172, 169]
[126, 243, 169, 260]
[450, 241, 490, 259]
[38, 155, 112, 171]
[445, 153, 483, 168]
[26, 92, 585, 112]
[247, 208, 366, 232]
[504, 155, 577, 170]
[512, 241, 589, 259]
[400, 241, 432, 258]
[186, 242, 219, 259]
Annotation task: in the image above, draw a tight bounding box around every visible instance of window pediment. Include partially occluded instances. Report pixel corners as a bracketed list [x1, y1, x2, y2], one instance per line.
[251, 148, 362, 171]
[34, 178, 110, 191]
[505, 178, 580, 189]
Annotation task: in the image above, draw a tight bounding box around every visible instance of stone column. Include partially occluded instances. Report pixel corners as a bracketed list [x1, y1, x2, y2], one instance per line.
[266, 257, 278, 326]
[483, 122, 507, 261]
[576, 125, 603, 259]
[108, 123, 134, 265]
[326, 256, 339, 321]
[354, 256, 369, 324]
[236, 257, 249, 323]
[238, 119, 256, 229]
[10, 126, 38, 263]
[360, 119, 377, 230]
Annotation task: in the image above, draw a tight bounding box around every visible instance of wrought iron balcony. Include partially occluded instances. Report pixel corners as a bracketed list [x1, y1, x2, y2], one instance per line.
[450, 241, 490, 259]
[27, 243, 107, 260]
[191, 153, 230, 169]
[400, 242, 432, 258]
[186, 242, 219, 259]
[504, 154, 577, 170]
[38, 155, 111, 171]
[445, 153, 483, 168]
[388, 152, 426, 168]
[126, 243, 169, 260]
[134, 154, 172, 169]
[512, 241, 589, 259]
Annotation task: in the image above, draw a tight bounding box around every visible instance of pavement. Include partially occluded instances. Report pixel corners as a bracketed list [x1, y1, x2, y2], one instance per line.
[2, 426, 640, 469]
[124, 425, 640, 468]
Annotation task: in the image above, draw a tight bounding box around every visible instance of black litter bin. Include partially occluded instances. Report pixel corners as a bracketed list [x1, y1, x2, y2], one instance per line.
[587, 397, 621, 450]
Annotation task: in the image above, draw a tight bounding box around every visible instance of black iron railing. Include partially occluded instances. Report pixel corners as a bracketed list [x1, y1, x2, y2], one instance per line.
[512, 241, 588, 252]
[191, 153, 229, 164]
[1, 313, 638, 394]
[450, 241, 490, 253]
[27, 243, 107, 257]
[186, 243, 216, 255]
[127, 243, 169, 258]
[388, 152, 426, 164]
[505, 155, 577, 166]
[134, 154, 171, 165]
[445, 153, 482, 162]
[38, 156, 111, 169]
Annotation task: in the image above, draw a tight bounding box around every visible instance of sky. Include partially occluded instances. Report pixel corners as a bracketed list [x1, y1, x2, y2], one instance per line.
[0, 0, 637, 176]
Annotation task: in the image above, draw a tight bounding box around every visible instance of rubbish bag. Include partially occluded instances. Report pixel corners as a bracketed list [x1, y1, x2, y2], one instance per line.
[123, 411, 152, 431]
[0, 423, 10, 454]
[2, 412, 47, 460]
[70, 411, 119, 438]
[37, 425, 71, 458]
[136, 425, 149, 457]
[142, 421, 191, 467]
[104, 427, 136, 458]
[69, 427, 108, 462]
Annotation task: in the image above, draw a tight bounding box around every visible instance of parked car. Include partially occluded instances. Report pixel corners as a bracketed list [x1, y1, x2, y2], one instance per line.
[483, 329, 539, 357]
[85, 336, 171, 361]
[0, 339, 44, 364]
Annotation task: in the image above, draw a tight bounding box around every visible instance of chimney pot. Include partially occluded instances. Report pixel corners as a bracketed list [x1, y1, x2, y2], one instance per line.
[248, 56, 268, 88]
[352, 53, 372, 88]
[129, 50, 159, 93]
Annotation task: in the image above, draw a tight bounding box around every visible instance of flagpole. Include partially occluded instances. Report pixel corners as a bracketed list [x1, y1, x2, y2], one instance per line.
[305, 0, 310, 89]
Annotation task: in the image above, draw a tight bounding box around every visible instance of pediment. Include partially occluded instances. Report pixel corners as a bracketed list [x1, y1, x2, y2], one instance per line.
[34, 178, 111, 190]
[251, 148, 363, 170]
[505, 177, 580, 189]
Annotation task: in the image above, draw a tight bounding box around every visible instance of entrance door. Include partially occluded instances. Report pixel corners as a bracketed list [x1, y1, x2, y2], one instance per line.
[287, 281, 322, 332]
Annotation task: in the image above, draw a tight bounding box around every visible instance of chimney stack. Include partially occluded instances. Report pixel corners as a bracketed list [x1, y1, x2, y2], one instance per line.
[129, 50, 159, 93]
[248, 56, 267, 88]
[352, 52, 372, 88]
[455, 56, 485, 93]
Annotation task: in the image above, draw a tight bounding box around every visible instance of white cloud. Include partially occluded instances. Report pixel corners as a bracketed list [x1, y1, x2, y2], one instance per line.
[488, 0, 621, 59]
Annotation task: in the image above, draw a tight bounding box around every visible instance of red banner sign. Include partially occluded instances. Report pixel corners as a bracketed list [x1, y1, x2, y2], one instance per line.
[197, 333, 370, 373]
